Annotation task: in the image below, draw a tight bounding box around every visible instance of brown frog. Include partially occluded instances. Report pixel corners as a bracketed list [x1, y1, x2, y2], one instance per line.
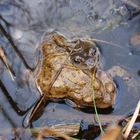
[36, 32, 116, 109]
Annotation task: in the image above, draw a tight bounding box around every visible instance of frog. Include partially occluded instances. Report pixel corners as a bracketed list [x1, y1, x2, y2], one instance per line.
[36, 32, 117, 109]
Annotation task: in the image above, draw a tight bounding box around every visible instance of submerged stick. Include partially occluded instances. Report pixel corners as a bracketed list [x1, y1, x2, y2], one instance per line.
[0, 15, 11, 26]
[0, 23, 35, 71]
[0, 46, 15, 80]
[0, 80, 27, 115]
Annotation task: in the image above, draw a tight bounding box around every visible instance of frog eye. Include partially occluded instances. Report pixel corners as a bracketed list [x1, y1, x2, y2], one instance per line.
[73, 56, 83, 64]
[71, 55, 85, 65]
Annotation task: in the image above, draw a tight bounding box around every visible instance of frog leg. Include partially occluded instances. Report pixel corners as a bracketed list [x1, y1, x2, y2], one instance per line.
[107, 66, 138, 91]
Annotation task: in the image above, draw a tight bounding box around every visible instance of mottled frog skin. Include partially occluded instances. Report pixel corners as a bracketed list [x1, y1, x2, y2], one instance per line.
[36, 32, 116, 108]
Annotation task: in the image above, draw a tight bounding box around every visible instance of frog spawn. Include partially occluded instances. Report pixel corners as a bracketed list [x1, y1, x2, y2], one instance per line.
[36, 32, 117, 109]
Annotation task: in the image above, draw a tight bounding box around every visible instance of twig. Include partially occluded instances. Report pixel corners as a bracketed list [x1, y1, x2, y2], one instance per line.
[121, 0, 140, 10]
[123, 100, 140, 139]
[132, 130, 140, 139]
[0, 23, 34, 71]
[31, 127, 79, 140]
[0, 15, 11, 26]
[90, 38, 122, 48]
[0, 46, 15, 80]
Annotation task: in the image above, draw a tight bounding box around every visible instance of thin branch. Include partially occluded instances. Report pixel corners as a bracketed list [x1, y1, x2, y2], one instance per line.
[123, 100, 140, 139]
[90, 38, 122, 48]
[0, 15, 11, 27]
[121, 0, 140, 10]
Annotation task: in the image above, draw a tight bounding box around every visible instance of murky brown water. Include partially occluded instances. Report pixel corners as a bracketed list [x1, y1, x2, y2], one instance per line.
[0, 0, 140, 139]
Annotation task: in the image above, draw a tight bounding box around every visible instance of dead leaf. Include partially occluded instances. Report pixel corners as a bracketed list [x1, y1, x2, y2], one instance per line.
[99, 124, 124, 140]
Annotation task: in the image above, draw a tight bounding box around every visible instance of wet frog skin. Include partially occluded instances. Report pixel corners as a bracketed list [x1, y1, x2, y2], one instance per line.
[36, 32, 116, 108]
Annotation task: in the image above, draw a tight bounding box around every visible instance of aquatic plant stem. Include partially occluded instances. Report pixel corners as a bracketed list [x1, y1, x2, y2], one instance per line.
[93, 97, 104, 134]
[92, 72, 104, 135]
[93, 101, 104, 134]
[90, 38, 122, 48]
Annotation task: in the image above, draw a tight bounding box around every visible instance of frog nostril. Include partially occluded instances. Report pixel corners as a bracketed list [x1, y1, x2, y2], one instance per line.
[71, 55, 84, 65]
[105, 82, 115, 93]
